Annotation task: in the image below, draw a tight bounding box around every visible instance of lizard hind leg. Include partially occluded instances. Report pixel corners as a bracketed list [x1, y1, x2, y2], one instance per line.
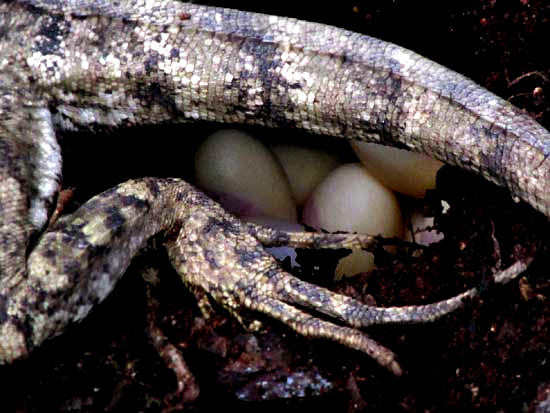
[165, 204, 406, 374]
[165, 202, 481, 375]
[167, 220, 402, 374]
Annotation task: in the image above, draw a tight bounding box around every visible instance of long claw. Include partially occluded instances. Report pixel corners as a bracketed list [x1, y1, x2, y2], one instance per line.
[245, 294, 402, 375]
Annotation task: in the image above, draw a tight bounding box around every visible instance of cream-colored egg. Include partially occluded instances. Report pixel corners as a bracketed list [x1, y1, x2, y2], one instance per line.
[351, 141, 443, 199]
[194, 129, 297, 221]
[302, 163, 403, 278]
[405, 209, 444, 246]
[270, 143, 342, 207]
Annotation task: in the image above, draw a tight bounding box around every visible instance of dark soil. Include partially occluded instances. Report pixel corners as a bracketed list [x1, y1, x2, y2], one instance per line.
[4, 1, 549, 412]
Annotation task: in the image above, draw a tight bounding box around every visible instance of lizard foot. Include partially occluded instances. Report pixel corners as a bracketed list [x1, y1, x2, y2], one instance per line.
[164, 187, 480, 375]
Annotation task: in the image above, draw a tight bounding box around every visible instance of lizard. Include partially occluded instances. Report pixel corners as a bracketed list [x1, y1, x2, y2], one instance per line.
[0, 0, 548, 378]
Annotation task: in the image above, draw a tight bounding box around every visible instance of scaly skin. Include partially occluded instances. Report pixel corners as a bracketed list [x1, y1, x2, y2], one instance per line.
[0, 0, 548, 375]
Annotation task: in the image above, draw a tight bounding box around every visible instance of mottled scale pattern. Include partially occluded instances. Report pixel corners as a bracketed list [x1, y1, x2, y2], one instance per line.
[0, 0, 548, 375]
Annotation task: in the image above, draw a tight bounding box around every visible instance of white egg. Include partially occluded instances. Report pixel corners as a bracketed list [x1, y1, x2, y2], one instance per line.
[270, 143, 342, 207]
[302, 163, 403, 278]
[405, 208, 444, 246]
[194, 129, 297, 221]
[351, 141, 443, 199]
